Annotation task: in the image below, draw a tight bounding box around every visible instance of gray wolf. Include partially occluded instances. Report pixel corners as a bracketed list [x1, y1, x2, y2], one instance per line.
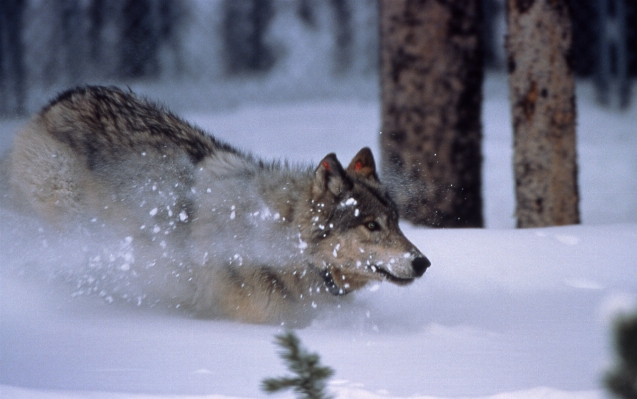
[7, 86, 430, 324]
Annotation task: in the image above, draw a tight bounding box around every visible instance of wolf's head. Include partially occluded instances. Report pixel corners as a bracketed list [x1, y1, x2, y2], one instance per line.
[302, 147, 430, 295]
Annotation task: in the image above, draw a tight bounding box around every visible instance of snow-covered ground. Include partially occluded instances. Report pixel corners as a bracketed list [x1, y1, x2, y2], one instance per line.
[1, 74, 637, 399]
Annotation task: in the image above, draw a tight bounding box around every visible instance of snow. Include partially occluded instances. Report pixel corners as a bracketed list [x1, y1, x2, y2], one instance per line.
[1, 74, 637, 399]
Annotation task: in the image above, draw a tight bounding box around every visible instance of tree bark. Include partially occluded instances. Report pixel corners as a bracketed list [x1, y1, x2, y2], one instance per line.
[506, 0, 580, 228]
[330, 0, 353, 74]
[222, 0, 275, 74]
[379, 0, 484, 228]
[62, 0, 84, 85]
[119, 0, 160, 79]
[0, 0, 26, 117]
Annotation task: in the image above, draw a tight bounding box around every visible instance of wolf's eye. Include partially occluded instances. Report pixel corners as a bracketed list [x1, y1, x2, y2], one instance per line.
[365, 221, 380, 231]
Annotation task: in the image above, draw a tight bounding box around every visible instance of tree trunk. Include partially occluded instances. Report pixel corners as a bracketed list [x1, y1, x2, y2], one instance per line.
[119, 0, 160, 79]
[0, 0, 26, 117]
[89, 0, 105, 67]
[379, 0, 484, 228]
[330, 0, 353, 74]
[222, 0, 275, 74]
[506, 0, 580, 228]
[62, 0, 84, 85]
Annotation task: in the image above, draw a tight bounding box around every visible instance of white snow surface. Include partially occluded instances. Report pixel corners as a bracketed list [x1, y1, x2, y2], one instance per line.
[2, 75, 637, 399]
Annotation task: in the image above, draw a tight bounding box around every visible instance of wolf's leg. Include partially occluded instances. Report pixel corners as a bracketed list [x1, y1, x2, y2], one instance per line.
[194, 264, 307, 324]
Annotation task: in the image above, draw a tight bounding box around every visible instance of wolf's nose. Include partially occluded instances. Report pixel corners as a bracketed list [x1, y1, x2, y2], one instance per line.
[411, 256, 430, 277]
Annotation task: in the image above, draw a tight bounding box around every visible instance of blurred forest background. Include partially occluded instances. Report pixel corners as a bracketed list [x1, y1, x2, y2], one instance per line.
[0, 0, 635, 116]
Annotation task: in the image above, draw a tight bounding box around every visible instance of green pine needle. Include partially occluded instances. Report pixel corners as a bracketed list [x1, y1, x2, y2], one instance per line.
[605, 312, 637, 399]
[261, 330, 335, 399]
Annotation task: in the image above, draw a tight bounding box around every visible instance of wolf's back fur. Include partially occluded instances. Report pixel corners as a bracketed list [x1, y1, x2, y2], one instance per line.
[8, 86, 430, 324]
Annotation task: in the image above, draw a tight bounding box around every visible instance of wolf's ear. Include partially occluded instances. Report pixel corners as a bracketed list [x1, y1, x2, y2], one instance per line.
[313, 153, 351, 198]
[347, 147, 379, 182]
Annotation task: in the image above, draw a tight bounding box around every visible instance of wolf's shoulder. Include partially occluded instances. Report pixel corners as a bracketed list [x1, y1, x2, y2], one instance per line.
[40, 85, 241, 164]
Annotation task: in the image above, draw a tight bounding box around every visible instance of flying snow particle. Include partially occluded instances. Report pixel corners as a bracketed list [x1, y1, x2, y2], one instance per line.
[89, 255, 101, 268]
[340, 198, 357, 208]
[354, 209, 360, 217]
[261, 207, 275, 220]
[297, 234, 308, 252]
[149, 208, 158, 216]
[179, 210, 188, 222]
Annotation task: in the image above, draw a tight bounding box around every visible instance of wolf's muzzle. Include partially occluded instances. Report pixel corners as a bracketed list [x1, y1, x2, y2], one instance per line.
[411, 256, 431, 277]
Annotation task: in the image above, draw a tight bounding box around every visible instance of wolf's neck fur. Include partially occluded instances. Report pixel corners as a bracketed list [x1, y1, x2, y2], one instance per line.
[191, 151, 318, 267]
[190, 154, 338, 323]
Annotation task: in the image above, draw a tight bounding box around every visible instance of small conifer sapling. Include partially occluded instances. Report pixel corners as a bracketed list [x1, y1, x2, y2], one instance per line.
[605, 312, 637, 399]
[261, 330, 334, 399]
